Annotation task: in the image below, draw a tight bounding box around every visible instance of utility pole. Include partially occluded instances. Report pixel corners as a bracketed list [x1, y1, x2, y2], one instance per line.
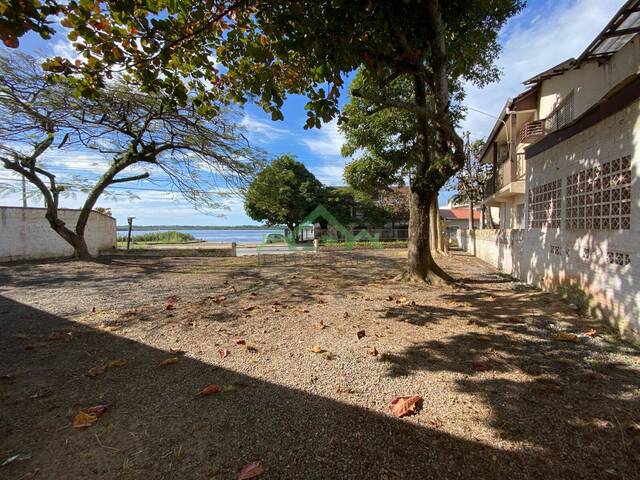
[21, 176, 27, 208]
[126, 217, 135, 250]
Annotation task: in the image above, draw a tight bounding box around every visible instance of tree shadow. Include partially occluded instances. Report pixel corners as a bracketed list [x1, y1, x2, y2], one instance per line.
[0, 294, 576, 480]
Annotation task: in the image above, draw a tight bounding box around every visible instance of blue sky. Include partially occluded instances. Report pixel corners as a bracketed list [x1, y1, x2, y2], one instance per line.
[0, 0, 627, 226]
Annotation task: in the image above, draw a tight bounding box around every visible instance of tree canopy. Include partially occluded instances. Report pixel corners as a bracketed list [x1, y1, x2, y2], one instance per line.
[244, 154, 324, 234]
[0, 51, 258, 258]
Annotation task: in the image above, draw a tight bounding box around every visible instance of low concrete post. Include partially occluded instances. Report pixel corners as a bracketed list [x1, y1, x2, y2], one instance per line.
[231, 242, 237, 257]
[313, 239, 319, 253]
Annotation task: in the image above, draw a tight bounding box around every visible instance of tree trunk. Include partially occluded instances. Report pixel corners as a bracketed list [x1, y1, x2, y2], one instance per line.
[429, 197, 438, 253]
[403, 187, 453, 284]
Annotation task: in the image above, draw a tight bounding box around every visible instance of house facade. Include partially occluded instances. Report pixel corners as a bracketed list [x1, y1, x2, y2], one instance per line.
[467, 0, 640, 343]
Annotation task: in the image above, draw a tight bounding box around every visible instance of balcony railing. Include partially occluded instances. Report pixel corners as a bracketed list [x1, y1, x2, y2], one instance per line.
[515, 153, 525, 179]
[518, 120, 545, 143]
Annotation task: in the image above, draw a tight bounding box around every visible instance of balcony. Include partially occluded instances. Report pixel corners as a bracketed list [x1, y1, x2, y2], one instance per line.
[484, 154, 526, 202]
[518, 120, 545, 143]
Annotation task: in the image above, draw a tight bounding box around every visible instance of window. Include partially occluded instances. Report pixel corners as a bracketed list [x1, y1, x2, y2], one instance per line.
[566, 156, 631, 230]
[546, 91, 574, 132]
[528, 179, 562, 228]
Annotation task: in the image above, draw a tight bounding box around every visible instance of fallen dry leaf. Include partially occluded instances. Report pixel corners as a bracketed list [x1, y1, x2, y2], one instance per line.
[271, 306, 280, 313]
[233, 337, 246, 345]
[343, 312, 349, 318]
[242, 305, 256, 312]
[390, 395, 423, 418]
[357, 330, 366, 340]
[368, 347, 378, 356]
[218, 348, 230, 359]
[211, 295, 227, 303]
[81, 405, 107, 416]
[169, 348, 186, 355]
[107, 358, 126, 368]
[198, 384, 223, 396]
[249, 292, 258, 297]
[397, 296, 408, 304]
[553, 332, 579, 343]
[310, 345, 324, 353]
[386, 295, 394, 301]
[471, 360, 490, 372]
[165, 296, 176, 310]
[73, 405, 107, 429]
[160, 357, 179, 366]
[298, 308, 310, 313]
[87, 365, 106, 377]
[314, 320, 326, 330]
[238, 461, 264, 480]
[73, 411, 97, 429]
[585, 328, 597, 337]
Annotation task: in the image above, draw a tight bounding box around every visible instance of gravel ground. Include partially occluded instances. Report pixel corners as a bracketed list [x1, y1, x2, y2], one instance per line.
[0, 250, 639, 480]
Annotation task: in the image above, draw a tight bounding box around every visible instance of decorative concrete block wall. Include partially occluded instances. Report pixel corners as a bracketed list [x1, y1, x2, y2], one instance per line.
[0, 207, 116, 262]
[461, 99, 640, 343]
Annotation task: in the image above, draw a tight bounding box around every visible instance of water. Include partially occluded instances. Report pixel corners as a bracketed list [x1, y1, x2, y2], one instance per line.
[124, 228, 284, 244]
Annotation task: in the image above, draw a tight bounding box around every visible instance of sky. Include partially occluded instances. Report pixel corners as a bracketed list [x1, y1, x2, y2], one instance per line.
[0, 0, 627, 226]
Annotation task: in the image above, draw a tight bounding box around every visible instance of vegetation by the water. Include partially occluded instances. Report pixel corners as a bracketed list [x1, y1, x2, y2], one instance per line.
[116, 225, 280, 231]
[321, 240, 407, 250]
[117, 231, 198, 245]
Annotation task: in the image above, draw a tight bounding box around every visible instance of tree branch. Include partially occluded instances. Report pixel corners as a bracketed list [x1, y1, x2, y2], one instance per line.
[109, 172, 150, 184]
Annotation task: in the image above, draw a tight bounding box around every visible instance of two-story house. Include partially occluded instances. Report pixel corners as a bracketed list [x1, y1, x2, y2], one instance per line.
[470, 0, 640, 343]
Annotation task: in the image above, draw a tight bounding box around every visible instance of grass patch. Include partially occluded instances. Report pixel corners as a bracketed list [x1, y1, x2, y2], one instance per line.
[117, 230, 198, 245]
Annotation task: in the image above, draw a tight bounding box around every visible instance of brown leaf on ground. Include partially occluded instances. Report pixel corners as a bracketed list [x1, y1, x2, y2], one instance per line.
[198, 384, 223, 396]
[298, 308, 310, 313]
[386, 295, 394, 301]
[107, 358, 126, 368]
[169, 348, 186, 355]
[87, 365, 106, 377]
[249, 292, 257, 297]
[81, 405, 107, 416]
[553, 332, 579, 343]
[357, 330, 366, 340]
[73, 411, 98, 429]
[238, 461, 264, 479]
[160, 357, 179, 366]
[73, 405, 107, 429]
[390, 395, 423, 418]
[368, 347, 378, 356]
[218, 348, 230, 358]
[271, 306, 280, 313]
[310, 345, 324, 353]
[242, 305, 256, 312]
[343, 312, 349, 318]
[585, 328, 597, 337]
[165, 296, 176, 310]
[314, 320, 326, 330]
[211, 295, 226, 303]
[233, 337, 246, 345]
[471, 360, 490, 372]
[228, 286, 237, 293]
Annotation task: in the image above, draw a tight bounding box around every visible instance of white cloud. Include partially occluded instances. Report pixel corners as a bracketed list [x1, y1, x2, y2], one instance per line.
[311, 163, 346, 186]
[240, 114, 290, 142]
[461, 0, 627, 139]
[51, 38, 79, 61]
[300, 119, 345, 157]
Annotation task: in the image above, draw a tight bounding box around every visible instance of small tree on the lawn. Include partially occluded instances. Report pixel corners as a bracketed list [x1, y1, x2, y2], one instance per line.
[244, 154, 324, 241]
[0, 52, 257, 259]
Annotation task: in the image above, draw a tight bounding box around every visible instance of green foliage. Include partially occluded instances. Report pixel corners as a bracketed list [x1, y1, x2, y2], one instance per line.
[117, 230, 196, 244]
[322, 186, 388, 228]
[244, 155, 324, 230]
[0, 0, 61, 48]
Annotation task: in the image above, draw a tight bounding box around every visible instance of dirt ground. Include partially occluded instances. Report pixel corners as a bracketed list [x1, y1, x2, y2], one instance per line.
[1, 250, 639, 480]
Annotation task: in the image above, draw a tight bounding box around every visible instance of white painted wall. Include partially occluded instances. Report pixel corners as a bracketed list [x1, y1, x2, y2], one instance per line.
[539, 36, 640, 120]
[460, 98, 640, 343]
[0, 207, 116, 262]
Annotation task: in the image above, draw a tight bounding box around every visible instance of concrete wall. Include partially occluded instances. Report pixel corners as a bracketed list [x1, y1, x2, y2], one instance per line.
[0, 207, 116, 262]
[460, 97, 640, 343]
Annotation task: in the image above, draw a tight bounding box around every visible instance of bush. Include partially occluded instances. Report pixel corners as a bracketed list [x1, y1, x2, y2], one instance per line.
[117, 231, 196, 243]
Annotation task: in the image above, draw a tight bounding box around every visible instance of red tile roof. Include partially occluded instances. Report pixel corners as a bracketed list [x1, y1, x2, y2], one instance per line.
[439, 208, 481, 221]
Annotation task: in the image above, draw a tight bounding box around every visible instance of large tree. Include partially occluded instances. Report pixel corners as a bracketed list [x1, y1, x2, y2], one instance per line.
[244, 154, 323, 238]
[0, 52, 257, 258]
[5, 0, 523, 280]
